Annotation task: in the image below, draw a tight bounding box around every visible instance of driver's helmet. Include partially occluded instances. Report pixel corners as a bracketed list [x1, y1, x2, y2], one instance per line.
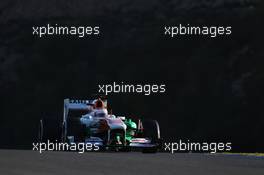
[92, 99, 108, 117]
[94, 99, 104, 109]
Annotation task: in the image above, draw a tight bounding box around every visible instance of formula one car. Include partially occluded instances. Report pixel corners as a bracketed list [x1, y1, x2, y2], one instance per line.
[38, 97, 162, 153]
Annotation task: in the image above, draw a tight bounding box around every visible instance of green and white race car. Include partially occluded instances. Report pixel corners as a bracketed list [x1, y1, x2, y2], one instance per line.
[38, 97, 162, 153]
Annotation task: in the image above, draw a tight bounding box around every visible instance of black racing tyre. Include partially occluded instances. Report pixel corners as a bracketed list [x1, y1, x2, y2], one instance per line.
[66, 117, 86, 142]
[61, 121, 66, 143]
[141, 119, 161, 153]
[38, 119, 43, 143]
[38, 116, 61, 143]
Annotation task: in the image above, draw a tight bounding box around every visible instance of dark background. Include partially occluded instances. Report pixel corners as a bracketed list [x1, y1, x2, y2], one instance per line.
[0, 0, 263, 152]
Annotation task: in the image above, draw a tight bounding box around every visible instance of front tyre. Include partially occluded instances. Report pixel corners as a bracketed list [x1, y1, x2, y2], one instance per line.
[141, 119, 161, 153]
[38, 116, 61, 143]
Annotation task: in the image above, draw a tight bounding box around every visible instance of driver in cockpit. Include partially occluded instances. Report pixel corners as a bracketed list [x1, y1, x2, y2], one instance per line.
[92, 98, 108, 117]
[80, 98, 109, 127]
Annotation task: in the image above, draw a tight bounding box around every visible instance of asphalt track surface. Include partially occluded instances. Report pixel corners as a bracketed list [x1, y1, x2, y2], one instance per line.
[0, 150, 264, 175]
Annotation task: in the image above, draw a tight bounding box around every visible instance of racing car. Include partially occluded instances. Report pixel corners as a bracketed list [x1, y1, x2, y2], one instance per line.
[38, 97, 162, 153]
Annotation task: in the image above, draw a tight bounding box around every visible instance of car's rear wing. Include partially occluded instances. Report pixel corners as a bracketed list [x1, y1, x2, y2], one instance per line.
[63, 98, 108, 121]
